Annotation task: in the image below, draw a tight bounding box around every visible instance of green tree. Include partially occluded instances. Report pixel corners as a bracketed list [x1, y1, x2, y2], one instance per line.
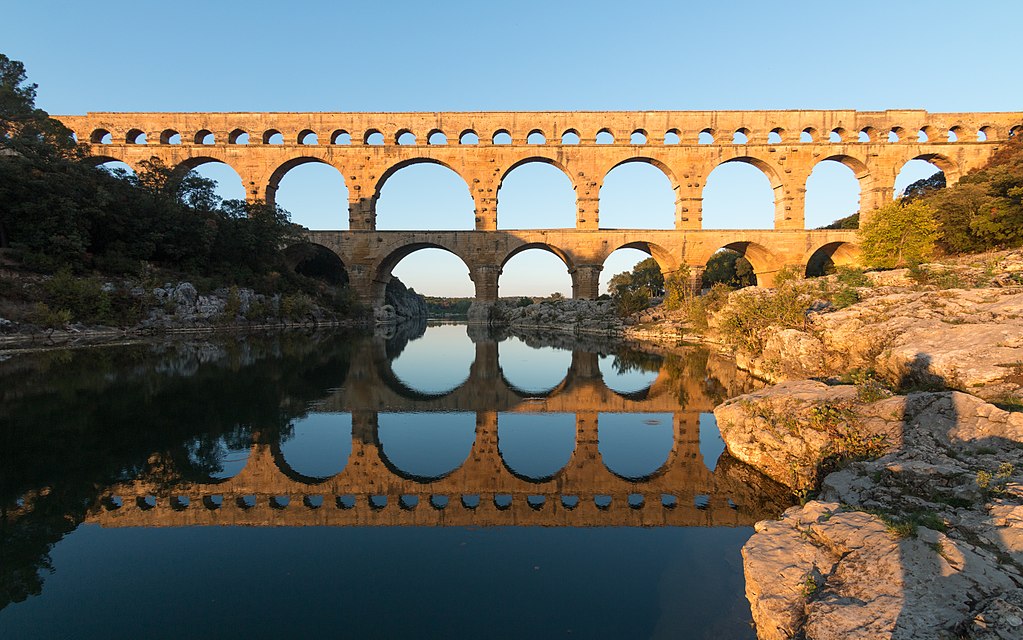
[859, 201, 939, 268]
[609, 257, 664, 296]
[703, 249, 755, 288]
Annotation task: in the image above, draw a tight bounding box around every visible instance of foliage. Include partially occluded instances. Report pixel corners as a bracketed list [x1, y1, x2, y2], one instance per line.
[609, 257, 663, 316]
[608, 257, 664, 297]
[0, 53, 312, 300]
[821, 212, 859, 230]
[858, 201, 939, 268]
[661, 265, 691, 311]
[715, 284, 810, 354]
[702, 249, 755, 288]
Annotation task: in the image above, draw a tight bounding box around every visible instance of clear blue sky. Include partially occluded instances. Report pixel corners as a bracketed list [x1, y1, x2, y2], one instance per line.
[8, 0, 1018, 296]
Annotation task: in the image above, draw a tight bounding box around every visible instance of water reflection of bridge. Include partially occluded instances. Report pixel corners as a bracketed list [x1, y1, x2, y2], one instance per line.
[88, 335, 788, 529]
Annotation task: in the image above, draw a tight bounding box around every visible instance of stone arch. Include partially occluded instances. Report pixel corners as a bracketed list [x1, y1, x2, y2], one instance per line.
[194, 129, 214, 145]
[947, 126, 964, 142]
[90, 128, 112, 144]
[372, 242, 474, 306]
[125, 128, 146, 144]
[909, 152, 961, 183]
[282, 242, 349, 286]
[496, 156, 578, 229]
[395, 129, 416, 145]
[427, 129, 447, 145]
[526, 129, 546, 144]
[801, 127, 818, 143]
[364, 128, 384, 145]
[263, 129, 283, 145]
[804, 241, 860, 277]
[918, 125, 937, 143]
[175, 156, 247, 201]
[807, 153, 872, 218]
[598, 157, 680, 230]
[500, 241, 574, 272]
[84, 155, 137, 172]
[266, 156, 345, 206]
[377, 412, 476, 482]
[978, 125, 999, 141]
[228, 128, 248, 144]
[830, 127, 848, 143]
[704, 155, 785, 229]
[768, 127, 785, 143]
[371, 158, 473, 230]
[695, 240, 782, 286]
[160, 129, 181, 145]
[561, 128, 581, 144]
[458, 129, 479, 144]
[732, 128, 751, 144]
[298, 129, 318, 145]
[602, 240, 678, 276]
[859, 126, 876, 143]
[496, 412, 576, 482]
[630, 129, 648, 144]
[595, 128, 615, 144]
[330, 129, 351, 144]
[492, 129, 512, 145]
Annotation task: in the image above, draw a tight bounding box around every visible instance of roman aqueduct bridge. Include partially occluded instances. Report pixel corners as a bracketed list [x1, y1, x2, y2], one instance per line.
[57, 110, 1022, 309]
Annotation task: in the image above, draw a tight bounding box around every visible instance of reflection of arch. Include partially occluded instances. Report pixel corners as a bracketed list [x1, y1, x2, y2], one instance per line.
[498, 369, 570, 399]
[497, 414, 576, 483]
[804, 241, 860, 277]
[377, 413, 476, 483]
[270, 440, 345, 484]
[598, 413, 677, 481]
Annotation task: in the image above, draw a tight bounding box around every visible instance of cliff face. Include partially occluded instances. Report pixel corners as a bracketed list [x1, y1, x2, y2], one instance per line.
[384, 278, 427, 321]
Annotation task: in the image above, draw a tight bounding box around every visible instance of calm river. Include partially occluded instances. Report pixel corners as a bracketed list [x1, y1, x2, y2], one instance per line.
[0, 322, 790, 639]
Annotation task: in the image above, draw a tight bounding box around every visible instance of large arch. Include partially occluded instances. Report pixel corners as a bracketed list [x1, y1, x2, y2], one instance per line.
[496, 157, 577, 229]
[374, 159, 474, 230]
[702, 157, 781, 229]
[175, 157, 246, 202]
[282, 242, 349, 286]
[894, 155, 958, 198]
[499, 243, 574, 298]
[599, 241, 678, 296]
[373, 242, 475, 304]
[805, 155, 870, 228]
[598, 158, 679, 229]
[269, 158, 349, 229]
[804, 241, 861, 277]
[696, 240, 781, 286]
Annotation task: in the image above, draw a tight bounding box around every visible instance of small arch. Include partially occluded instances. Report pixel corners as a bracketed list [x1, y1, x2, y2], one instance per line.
[492, 129, 512, 145]
[978, 125, 996, 141]
[194, 129, 215, 145]
[228, 128, 249, 144]
[396, 130, 416, 145]
[804, 242, 860, 277]
[800, 127, 816, 143]
[561, 129, 581, 144]
[90, 128, 112, 144]
[663, 129, 681, 145]
[298, 129, 318, 145]
[630, 130, 648, 145]
[263, 129, 284, 145]
[527, 129, 546, 145]
[125, 129, 146, 144]
[698, 129, 714, 144]
[829, 128, 847, 143]
[732, 128, 750, 144]
[458, 129, 479, 145]
[917, 127, 932, 143]
[947, 126, 962, 142]
[427, 129, 447, 145]
[365, 129, 384, 145]
[1010, 125, 1023, 138]
[888, 127, 904, 143]
[595, 129, 614, 144]
[858, 127, 874, 143]
[160, 129, 181, 145]
[768, 128, 784, 144]
[330, 129, 351, 144]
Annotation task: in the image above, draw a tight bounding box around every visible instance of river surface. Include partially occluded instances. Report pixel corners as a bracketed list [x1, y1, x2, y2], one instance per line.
[0, 322, 790, 639]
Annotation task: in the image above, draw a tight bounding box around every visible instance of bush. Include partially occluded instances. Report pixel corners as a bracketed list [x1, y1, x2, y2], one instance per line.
[859, 201, 939, 268]
[716, 285, 810, 354]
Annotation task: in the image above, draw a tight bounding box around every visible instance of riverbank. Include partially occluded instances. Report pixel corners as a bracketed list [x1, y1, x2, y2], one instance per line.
[634, 252, 1023, 639]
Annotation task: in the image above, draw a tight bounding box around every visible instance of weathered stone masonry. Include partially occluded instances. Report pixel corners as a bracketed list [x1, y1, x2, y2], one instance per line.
[57, 110, 1022, 309]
